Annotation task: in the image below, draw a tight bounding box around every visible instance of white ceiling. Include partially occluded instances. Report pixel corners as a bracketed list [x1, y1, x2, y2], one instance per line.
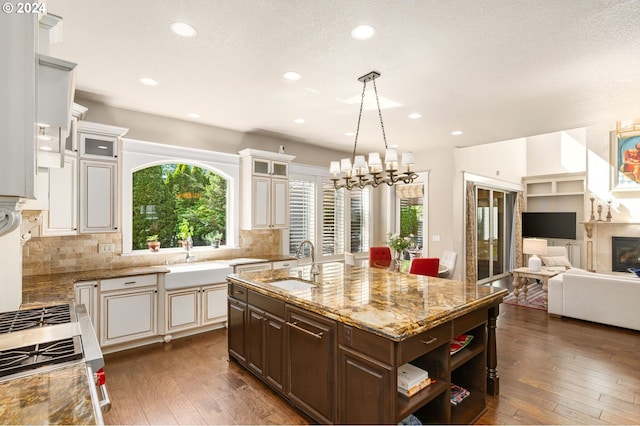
[46, 0, 640, 154]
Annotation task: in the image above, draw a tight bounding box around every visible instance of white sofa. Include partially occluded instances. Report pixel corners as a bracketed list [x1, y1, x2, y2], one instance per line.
[548, 268, 640, 331]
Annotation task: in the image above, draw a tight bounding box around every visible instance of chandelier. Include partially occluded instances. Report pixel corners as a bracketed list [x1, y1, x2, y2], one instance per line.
[330, 71, 417, 190]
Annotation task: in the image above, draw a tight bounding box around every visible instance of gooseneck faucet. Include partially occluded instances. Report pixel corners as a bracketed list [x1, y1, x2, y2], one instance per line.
[295, 240, 320, 277]
[185, 236, 197, 263]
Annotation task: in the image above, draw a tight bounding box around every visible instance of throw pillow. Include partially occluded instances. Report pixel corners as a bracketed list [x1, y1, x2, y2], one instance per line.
[540, 255, 572, 268]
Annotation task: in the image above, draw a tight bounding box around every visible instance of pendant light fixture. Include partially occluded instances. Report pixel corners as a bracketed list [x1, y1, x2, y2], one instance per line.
[329, 71, 417, 190]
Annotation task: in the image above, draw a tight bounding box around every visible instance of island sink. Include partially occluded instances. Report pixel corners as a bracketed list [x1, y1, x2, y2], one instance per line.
[165, 261, 233, 289]
[270, 279, 317, 292]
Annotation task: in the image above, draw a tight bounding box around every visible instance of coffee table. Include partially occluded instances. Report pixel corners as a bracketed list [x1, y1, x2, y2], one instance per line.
[511, 267, 561, 307]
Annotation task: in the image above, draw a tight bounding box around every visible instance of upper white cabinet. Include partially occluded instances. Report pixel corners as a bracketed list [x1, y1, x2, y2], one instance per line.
[239, 149, 295, 230]
[42, 153, 78, 235]
[77, 121, 128, 234]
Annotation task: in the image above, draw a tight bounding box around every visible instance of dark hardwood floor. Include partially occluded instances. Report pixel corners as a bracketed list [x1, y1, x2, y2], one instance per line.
[103, 302, 640, 425]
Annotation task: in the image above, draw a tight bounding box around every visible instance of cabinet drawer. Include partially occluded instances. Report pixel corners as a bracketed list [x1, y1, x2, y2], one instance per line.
[396, 322, 451, 366]
[100, 274, 157, 292]
[271, 259, 298, 269]
[235, 263, 271, 273]
[229, 283, 248, 302]
[248, 289, 285, 318]
[453, 307, 487, 336]
[339, 324, 394, 365]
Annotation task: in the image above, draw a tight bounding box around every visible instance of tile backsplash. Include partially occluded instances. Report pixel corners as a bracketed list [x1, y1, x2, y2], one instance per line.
[22, 229, 282, 277]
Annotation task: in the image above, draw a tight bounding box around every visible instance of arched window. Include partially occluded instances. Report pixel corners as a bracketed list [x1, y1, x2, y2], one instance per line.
[121, 139, 239, 254]
[132, 164, 227, 249]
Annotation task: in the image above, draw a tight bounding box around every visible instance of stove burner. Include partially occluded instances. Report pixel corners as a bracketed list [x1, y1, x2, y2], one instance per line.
[0, 304, 74, 334]
[0, 337, 83, 378]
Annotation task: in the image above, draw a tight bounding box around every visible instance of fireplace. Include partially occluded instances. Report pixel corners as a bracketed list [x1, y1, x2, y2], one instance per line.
[611, 237, 640, 272]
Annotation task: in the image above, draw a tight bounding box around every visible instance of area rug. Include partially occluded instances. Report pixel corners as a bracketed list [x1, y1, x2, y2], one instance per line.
[503, 282, 547, 310]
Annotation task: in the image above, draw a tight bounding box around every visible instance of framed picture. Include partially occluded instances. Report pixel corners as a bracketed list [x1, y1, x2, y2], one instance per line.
[610, 130, 640, 191]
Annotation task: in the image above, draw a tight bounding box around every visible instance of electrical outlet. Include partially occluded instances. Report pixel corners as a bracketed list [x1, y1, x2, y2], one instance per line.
[432, 235, 441, 242]
[98, 243, 115, 253]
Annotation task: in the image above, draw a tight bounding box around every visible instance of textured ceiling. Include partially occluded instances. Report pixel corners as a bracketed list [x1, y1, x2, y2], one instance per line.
[46, 0, 640, 154]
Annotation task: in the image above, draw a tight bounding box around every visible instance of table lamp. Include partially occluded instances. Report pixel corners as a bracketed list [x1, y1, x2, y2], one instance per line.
[523, 238, 547, 271]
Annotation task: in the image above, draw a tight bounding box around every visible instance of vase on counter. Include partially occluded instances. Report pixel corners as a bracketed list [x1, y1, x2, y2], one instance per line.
[393, 249, 403, 272]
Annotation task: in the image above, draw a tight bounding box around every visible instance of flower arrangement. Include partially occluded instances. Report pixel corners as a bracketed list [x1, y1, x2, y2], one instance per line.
[387, 232, 415, 253]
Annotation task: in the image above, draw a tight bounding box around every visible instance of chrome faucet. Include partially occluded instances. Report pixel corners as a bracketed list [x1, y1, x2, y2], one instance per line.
[185, 236, 197, 263]
[295, 240, 320, 277]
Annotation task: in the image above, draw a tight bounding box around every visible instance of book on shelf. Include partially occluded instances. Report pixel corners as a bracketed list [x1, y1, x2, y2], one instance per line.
[397, 377, 432, 398]
[397, 363, 429, 390]
[450, 383, 470, 406]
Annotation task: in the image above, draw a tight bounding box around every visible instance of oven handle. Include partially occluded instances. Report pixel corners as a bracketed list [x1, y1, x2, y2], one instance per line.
[98, 383, 112, 413]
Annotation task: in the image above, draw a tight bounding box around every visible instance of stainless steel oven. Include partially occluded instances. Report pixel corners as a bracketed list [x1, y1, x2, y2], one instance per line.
[0, 303, 111, 421]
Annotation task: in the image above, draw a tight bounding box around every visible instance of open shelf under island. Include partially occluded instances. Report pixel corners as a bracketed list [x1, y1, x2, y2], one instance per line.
[226, 262, 507, 425]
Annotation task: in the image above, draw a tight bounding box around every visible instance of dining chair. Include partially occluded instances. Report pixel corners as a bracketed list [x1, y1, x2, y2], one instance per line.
[409, 257, 440, 277]
[369, 246, 392, 268]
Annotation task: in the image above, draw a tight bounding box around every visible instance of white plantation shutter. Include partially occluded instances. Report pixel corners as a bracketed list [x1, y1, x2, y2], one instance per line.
[288, 179, 315, 256]
[322, 183, 345, 256]
[350, 187, 371, 253]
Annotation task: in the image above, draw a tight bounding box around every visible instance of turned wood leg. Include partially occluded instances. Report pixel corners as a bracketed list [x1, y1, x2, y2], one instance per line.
[512, 274, 521, 298]
[542, 278, 549, 307]
[486, 303, 499, 396]
[522, 277, 530, 299]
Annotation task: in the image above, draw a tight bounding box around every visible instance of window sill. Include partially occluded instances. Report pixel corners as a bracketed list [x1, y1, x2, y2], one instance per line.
[121, 246, 236, 256]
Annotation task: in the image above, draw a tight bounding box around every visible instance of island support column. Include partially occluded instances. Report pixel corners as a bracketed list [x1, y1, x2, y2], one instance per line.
[486, 303, 500, 396]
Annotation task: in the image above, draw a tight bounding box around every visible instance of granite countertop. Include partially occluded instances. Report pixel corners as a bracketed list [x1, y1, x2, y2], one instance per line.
[228, 262, 508, 341]
[0, 362, 100, 425]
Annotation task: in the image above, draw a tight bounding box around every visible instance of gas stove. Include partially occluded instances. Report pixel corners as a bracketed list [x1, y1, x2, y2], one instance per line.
[0, 303, 110, 419]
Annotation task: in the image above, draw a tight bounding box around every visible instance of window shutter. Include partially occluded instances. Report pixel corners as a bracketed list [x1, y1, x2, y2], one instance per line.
[288, 179, 315, 256]
[322, 183, 345, 256]
[350, 187, 371, 253]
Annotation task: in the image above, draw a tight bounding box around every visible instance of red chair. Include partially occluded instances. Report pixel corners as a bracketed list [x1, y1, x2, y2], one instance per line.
[409, 258, 440, 277]
[369, 246, 392, 269]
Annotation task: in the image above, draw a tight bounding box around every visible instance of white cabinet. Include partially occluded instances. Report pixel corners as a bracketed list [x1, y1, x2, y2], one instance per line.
[77, 120, 128, 234]
[239, 148, 295, 230]
[80, 160, 118, 233]
[99, 274, 158, 347]
[74, 280, 98, 327]
[42, 154, 77, 235]
[165, 283, 227, 334]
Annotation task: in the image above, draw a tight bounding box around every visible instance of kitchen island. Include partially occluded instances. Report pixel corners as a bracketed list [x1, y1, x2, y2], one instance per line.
[227, 262, 507, 424]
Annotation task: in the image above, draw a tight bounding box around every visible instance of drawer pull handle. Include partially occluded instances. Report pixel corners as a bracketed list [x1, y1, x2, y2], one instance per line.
[421, 336, 437, 345]
[235, 289, 244, 294]
[124, 281, 137, 285]
[286, 321, 323, 340]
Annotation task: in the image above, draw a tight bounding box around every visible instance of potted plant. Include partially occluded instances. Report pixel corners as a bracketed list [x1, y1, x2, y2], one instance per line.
[204, 230, 223, 248]
[146, 235, 160, 252]
[176, 219, 193, 248]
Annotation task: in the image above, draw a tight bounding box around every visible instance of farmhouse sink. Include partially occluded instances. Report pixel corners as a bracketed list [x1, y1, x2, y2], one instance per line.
[270, 279, 317, 292]
[165, 261, 233, 289]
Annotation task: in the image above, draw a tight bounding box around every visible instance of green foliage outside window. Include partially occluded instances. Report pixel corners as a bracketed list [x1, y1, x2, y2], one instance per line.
[132, 164, 227, 250]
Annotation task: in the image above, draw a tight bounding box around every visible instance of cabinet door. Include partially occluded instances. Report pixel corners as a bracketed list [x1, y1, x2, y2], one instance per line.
[247, 306, 265, 376]
[252, 176, 271, 228]
[74, 281, 98, 327]
[271, 161, 288, 177]
[286, 306, 337, 424]
[100, 289, 157, 346]
[338, 347, 393, 425]
[271, 178, 289, 229]
[80, 160, 117, 233]
[202, 285, 227, 325]
[167, 289, 200, 332]
[44, 154, 77, 236]
[264, 312, 286, 393]
[228, 298, 247, 362]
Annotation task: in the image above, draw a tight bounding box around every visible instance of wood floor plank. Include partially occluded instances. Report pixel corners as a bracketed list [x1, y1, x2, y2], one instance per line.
[100, 302, 640, 425]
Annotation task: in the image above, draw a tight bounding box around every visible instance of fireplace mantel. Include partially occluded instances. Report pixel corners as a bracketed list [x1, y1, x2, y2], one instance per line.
[581, 221, 640, 272]
[580, 221, 640, 239]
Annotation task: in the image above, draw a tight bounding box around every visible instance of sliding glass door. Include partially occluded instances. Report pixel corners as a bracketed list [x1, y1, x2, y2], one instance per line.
[476, 188, 512, 282]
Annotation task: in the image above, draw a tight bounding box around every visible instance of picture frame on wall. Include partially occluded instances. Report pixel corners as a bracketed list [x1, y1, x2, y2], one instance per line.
[610, 129, 640, 192]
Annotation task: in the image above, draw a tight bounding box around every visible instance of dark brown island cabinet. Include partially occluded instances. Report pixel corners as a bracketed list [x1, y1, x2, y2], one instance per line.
[227, 281, 501, 425]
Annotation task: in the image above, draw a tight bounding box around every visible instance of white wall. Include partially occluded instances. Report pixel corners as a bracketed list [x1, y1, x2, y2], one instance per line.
[526, 128, 587, 176]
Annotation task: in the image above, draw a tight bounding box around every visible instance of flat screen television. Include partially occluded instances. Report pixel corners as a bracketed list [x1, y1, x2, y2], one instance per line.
[522, 212, 577, 240]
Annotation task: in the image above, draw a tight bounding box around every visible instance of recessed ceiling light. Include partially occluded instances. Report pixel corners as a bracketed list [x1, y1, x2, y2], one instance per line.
[139, 77, 158, 86]
[187, 113, 201, 118]
[294, 118, 305, 124]
[170, 22, 197, 37]
[408, 113, 422, 119]
[451, 130, 463, 136]
[351, 24, 375, 40]
[283, 71, 301, 81]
